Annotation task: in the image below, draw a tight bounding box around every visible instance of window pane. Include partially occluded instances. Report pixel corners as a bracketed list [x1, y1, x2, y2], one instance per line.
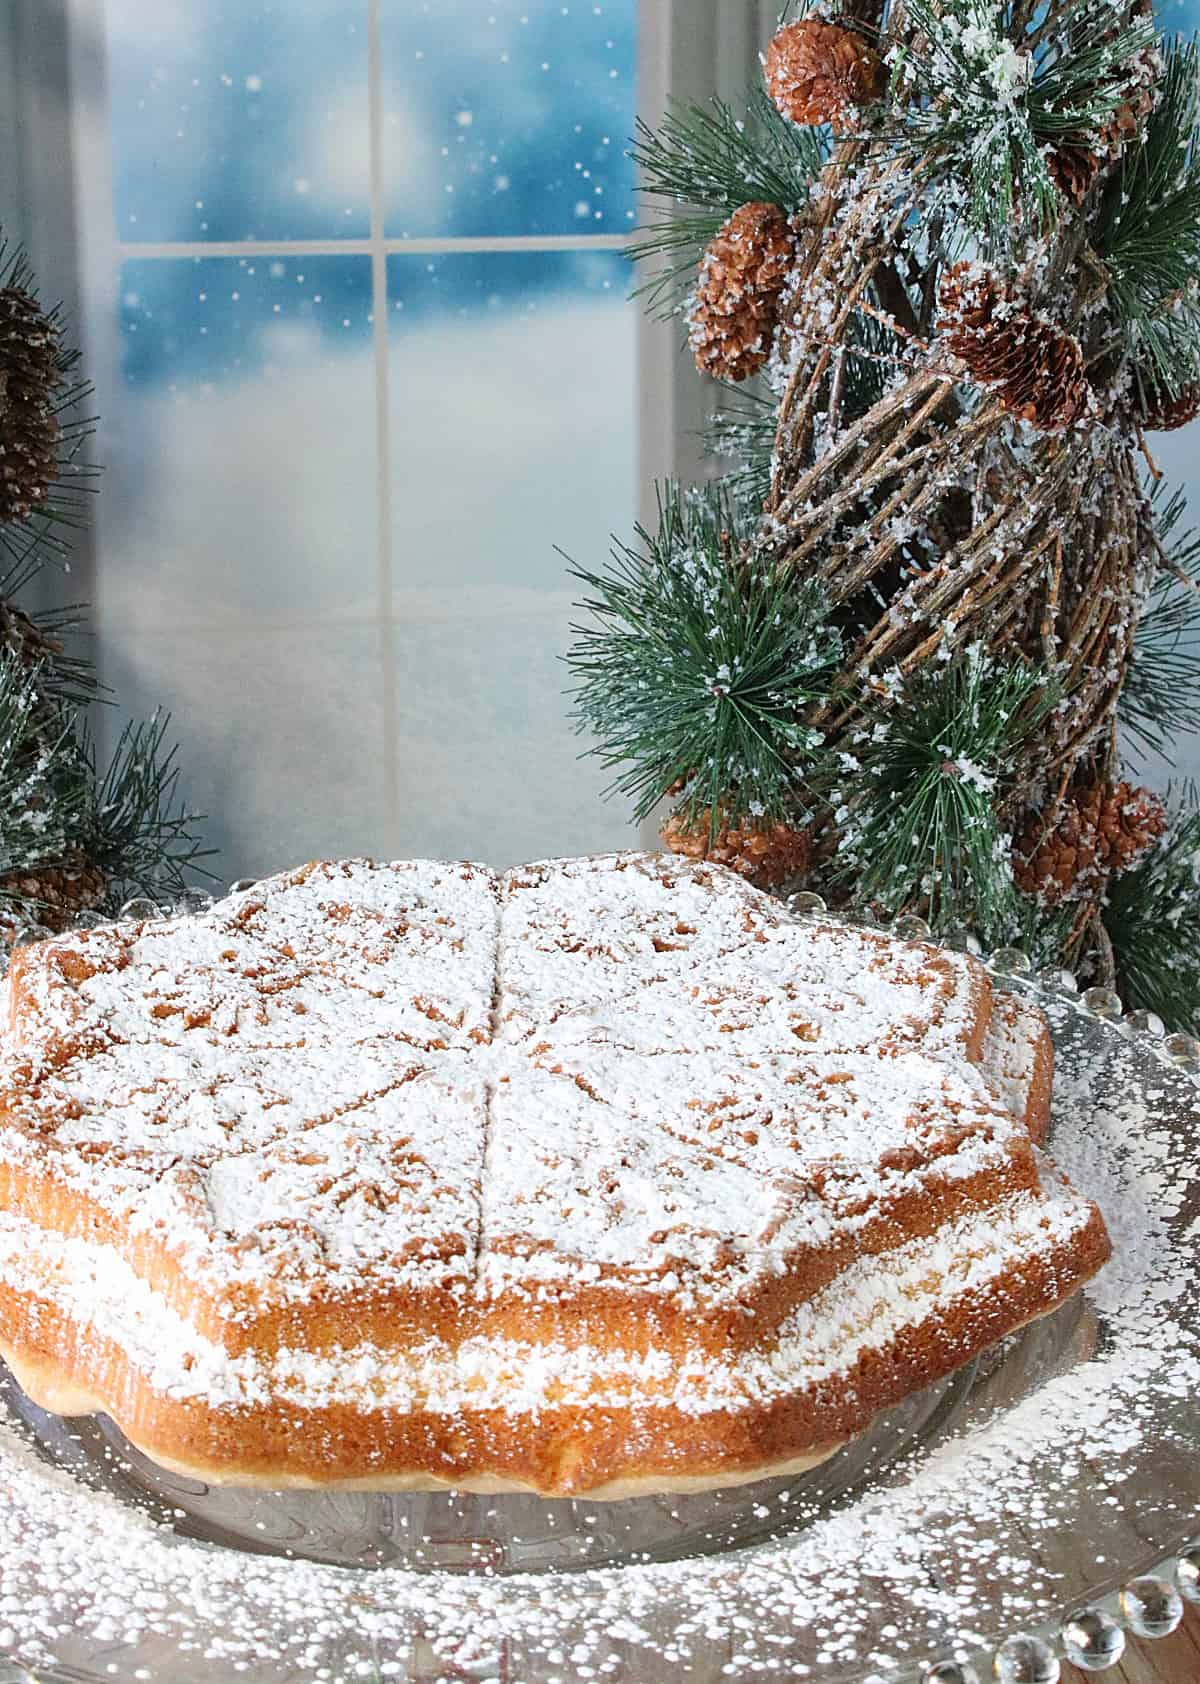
[96, 255, 387, 874]
[113, 256, 375, 618]
[104, 1, 370, 242]
[381, 0, 636, 239]
[387, 250, 636, 863]
[389, 249, 630, 592]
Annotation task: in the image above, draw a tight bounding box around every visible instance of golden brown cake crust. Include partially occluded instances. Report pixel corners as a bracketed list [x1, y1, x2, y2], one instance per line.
[0, 853, 1110, 1494]
[0, 1202, 1108, 1495]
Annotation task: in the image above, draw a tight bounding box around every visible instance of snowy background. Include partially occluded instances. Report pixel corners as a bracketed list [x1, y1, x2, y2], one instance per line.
[79, 0, 1200, 880]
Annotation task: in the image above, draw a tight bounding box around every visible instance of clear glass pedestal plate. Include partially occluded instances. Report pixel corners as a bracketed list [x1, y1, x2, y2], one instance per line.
[0, 906, 1197, 1684]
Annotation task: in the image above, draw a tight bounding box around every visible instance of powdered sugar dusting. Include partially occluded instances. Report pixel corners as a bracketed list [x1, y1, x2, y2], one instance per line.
[0, 1181, 1092, 1416]
[0, 852, 1052, 1334]
[0, 950, 1194, 1682]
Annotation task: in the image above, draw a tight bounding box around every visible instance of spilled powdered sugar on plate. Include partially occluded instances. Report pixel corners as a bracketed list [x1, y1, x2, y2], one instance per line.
[0, 980, 1196, 1683]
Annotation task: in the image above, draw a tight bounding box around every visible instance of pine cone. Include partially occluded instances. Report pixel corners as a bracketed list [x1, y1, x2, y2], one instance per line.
[661, 808, 812, 890]
[1014, 781, 1167, 906]
[937, 265, 1087, 432]
[764, 19, 887, 134]
[1097, 47, 1160, 158]
[0, 285, 62, 525]
[937, 263, 1008, 335]
[1047, 142, 1103, 206]
[1139, 378, 1200, 433]
[1045, 34, 1160, 209]
[0, 855, 108, 941]
[690, 202, 798, 382]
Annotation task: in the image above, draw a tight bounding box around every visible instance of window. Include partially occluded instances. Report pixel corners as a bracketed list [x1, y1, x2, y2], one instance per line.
[9, 0, 1199, 880]
[64, 0, 642, 876]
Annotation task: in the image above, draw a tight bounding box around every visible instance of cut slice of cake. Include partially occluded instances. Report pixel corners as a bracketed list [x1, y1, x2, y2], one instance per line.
[0, 853, 1109, 1495]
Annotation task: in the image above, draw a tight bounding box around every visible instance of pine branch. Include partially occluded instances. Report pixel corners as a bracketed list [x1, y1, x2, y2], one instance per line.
[16, 604, 101, 709]
[891, 0, 1157, 256]
[81, 712, 213, 905]
[566, 483, 841, 828]
[628, 90, 828, 316]
[0, 236, 99, 581]
[1094, 37, 1200, 395]
[0, 651, 89, 881]
[1105, 786, 1200, 1032]
[836, 648, 1060, 939]
[1120, 481, 1200, 758]
[706, 390, 779, 511]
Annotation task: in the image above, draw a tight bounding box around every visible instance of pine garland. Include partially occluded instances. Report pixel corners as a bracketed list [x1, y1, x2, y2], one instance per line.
[567, 485, 840, 829]
[579, 0, 1200, 1031]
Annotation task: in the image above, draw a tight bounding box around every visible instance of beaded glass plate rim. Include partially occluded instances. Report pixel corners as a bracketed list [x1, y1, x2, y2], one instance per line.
[0, 871, 1195, 1684]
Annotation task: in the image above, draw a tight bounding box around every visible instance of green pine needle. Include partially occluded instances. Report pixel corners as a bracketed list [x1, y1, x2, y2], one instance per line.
[706, 393, 779, 512]
[1121, 482, 1200, 758]
[627, 90, 828, 317]
[81, 711, 213, 905]
[0, 653, 89, 884]
[0, 640, 211, 911]
[1105, 787, 1200, 1033]
[893, 0, 1157, 256]
[566, 484, 841, 827]
[1095, 36, 1200, 396]
[837, 648, 1060, 939]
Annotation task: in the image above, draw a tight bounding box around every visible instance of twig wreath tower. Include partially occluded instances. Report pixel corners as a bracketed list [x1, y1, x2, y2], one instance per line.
[0, 239, 206, 940]
[569, 0, 1200, 1032]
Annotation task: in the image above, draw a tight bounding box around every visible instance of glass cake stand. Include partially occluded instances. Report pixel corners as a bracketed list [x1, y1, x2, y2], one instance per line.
[0, 893, 1197, 1684]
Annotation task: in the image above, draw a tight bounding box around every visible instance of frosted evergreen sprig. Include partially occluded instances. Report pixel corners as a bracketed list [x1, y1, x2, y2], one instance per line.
[79, 711, 213, 907]
[706, 392, 780, 514]
[1095, 36, 1200, 397]
[835, 648, 1059, 939]
[0, 652, 88, 882]
[566, 484, 841, 828]
[1121, 482, 1200, 758]
[891, 0, 1157, 255]
[0, 648, 209, 910]
[1105, 786, 1200, 1033]
[627, 90, 828, 317]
